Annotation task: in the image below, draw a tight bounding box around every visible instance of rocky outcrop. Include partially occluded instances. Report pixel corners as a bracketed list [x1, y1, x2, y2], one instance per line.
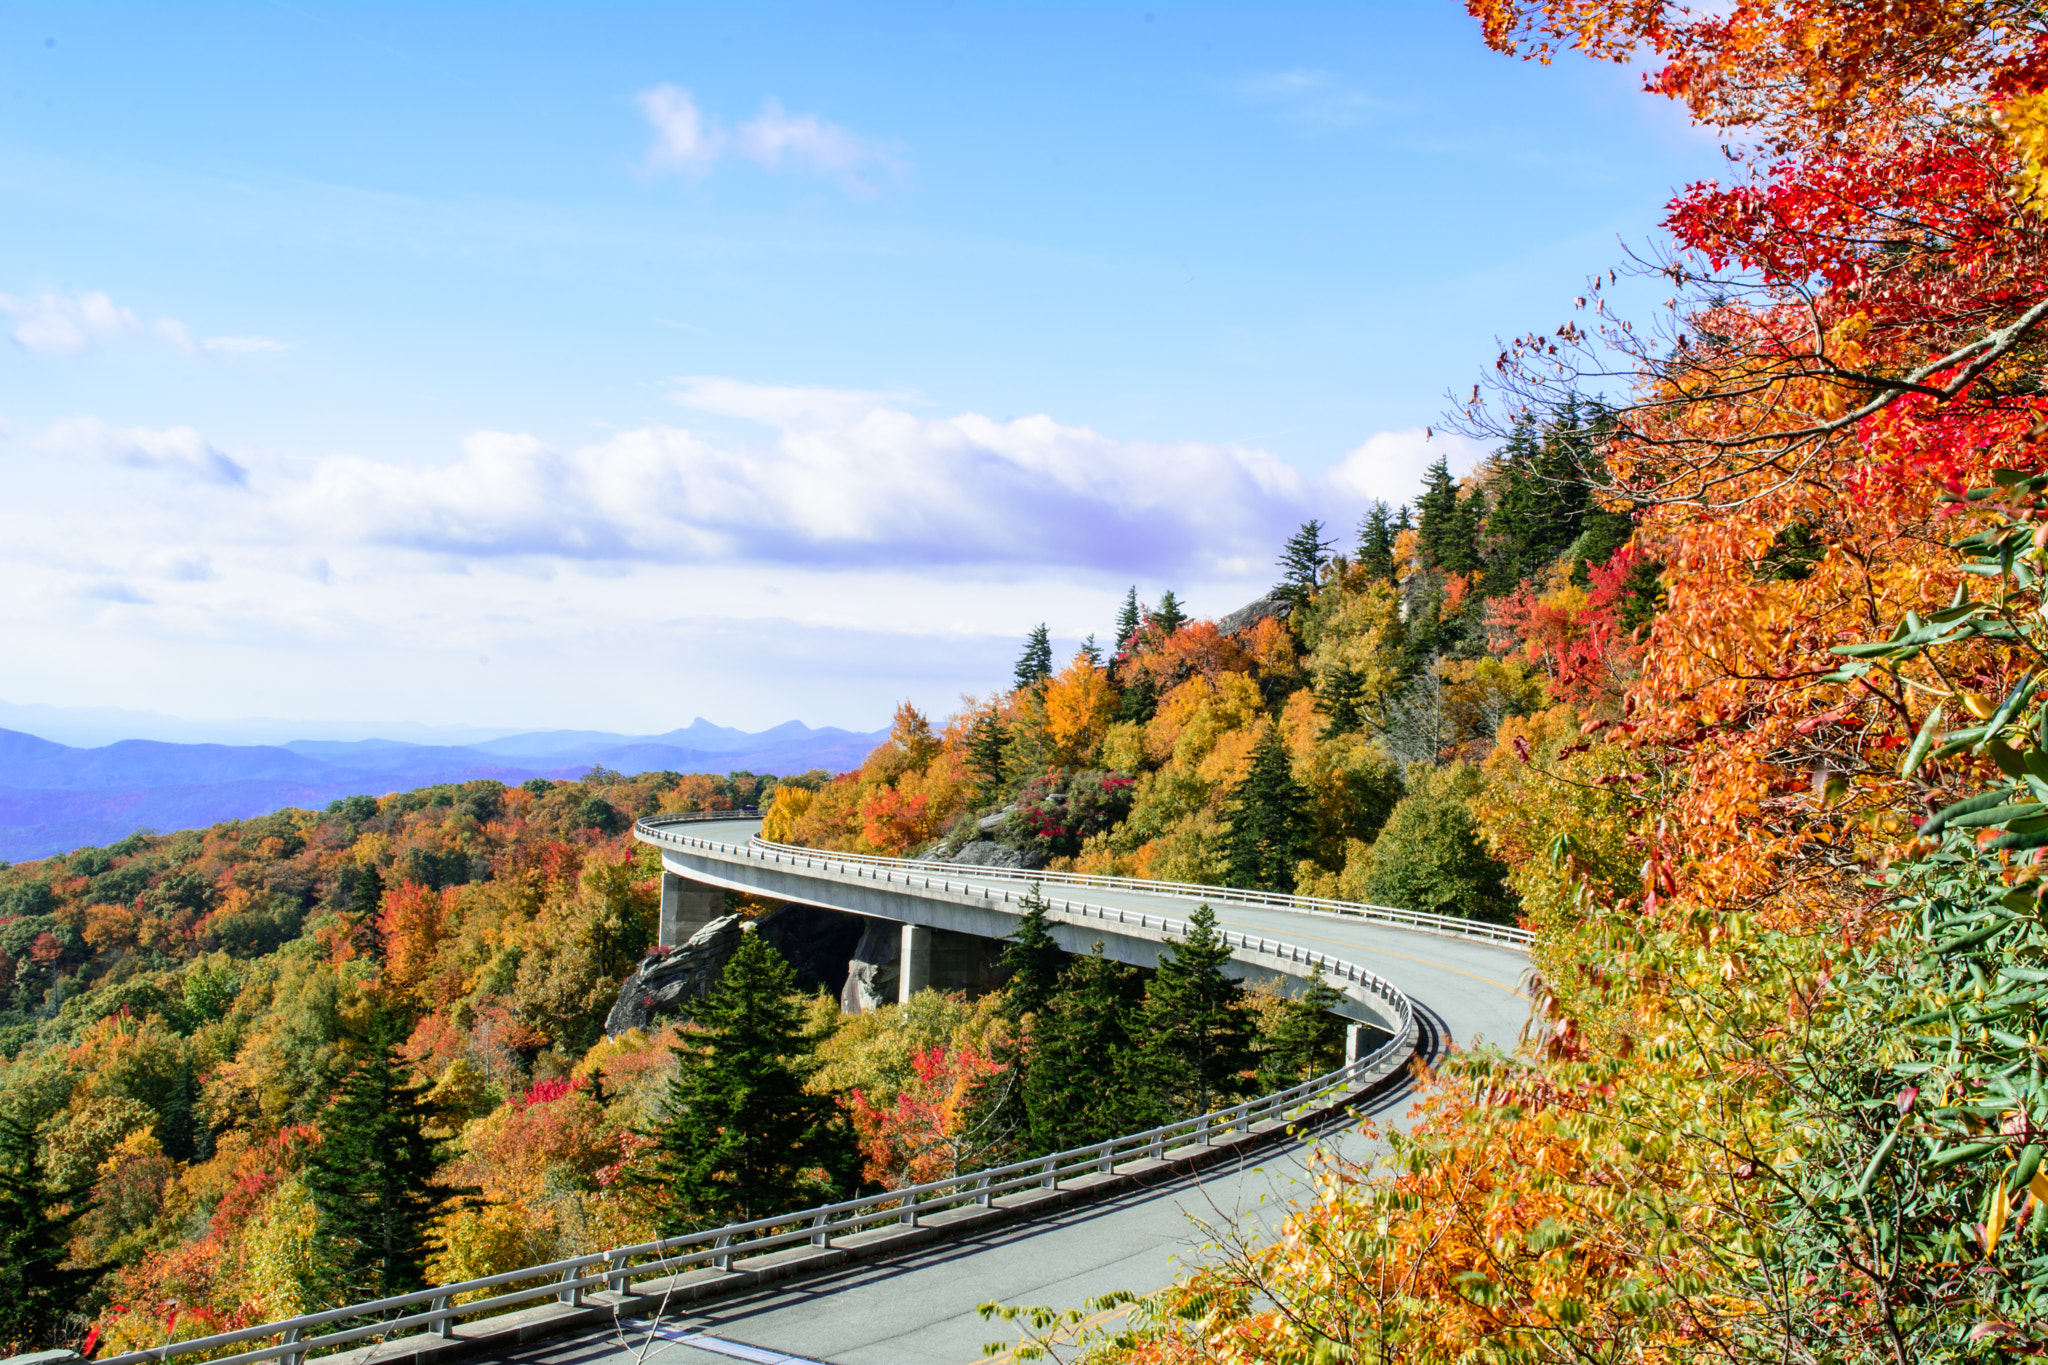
[603, 915, 745, 1036]
[839, 918, 900, 1014]
[948, 838, 1046, 871]
[1218, 588, 1293, 637]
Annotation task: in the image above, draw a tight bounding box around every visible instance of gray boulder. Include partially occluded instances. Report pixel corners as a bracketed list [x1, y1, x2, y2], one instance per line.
[603, 915, 745, 1036]
[1218, 588, 1293, 637]
[839, 918, 900, 1014]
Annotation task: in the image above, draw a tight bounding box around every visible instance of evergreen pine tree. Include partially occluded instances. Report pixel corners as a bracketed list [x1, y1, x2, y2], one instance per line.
[997, 883, 1066, 1027]
[1415, 458, 1482, 575]
[971, 883, 1070, 1151]
[1356, 502, 1396, 582]
[1143, 904, 1255, 1116]
[1116, 667, 1158, 724]
[345, 864, 386, 959]
[1256, 970, 1347, 1087]
[1151, 591, 1187, 638]
[1014, 625, 1054, 692]
[0, 1108, 102, 1353]
[1080, 633, 1102, 668]
[1022, 945, 1167, 1154]
[1218, 729, 1312, 892]
[639, 933, 857, 1229]
[1314, 665, 1366, 737]
[967, 707, 1008, 805]
[1114, 587, 1142, 651]
[304, 1019, 453, 1303]
[1275, 520, 1335, 609]
[159, 1057, 209, 1163]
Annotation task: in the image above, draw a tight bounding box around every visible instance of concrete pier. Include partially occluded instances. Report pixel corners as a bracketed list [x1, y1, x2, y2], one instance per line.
[898, 923, 931, 1004]
[660, 870, 726, 949]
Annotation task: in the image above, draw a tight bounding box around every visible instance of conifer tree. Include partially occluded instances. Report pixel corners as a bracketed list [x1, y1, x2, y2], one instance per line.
[1415, 457, 1482, 575]
[1014, 625, 1054, 692]
[997, 883, 1066, 1027]
[1022, 945, 1166, 1154]
[639, 933, 857, 1229]
[346, 864, 385, 958]
[0, 1108, 101, 1353]
[305, 1019, 453, 1303]
[1276, 520, 1335, 609]
[1314, 665, 1366, 737]
[967, 707, 1008, 805]
[1114, 587, 1142, 651]
[971, 884, 1070, 1150]
[1256, 969, 1347, 1087]
[1143, 904, 1255, 1116]
[1080, 633, 1102, 668]
[1219, 729, 1312, 892]
[1356, 502, 1397, 582]
[1151, 591, 1187, 638]
[1116, 672, 1158, 725]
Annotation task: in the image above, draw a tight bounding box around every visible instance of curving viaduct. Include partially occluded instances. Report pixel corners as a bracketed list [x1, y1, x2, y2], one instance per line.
[508, 816, 1531, 1365]
[90, 817, 1533, 1365]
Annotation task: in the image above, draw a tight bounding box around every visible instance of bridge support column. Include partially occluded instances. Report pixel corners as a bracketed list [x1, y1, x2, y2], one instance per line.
[1345, 1023, 1365, 1066]
[898, 923, 931, 1003]
[660, 871, 725, 948]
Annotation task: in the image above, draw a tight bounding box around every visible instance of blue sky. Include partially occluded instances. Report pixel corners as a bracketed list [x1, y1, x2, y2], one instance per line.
[0, 2, 1716, 740]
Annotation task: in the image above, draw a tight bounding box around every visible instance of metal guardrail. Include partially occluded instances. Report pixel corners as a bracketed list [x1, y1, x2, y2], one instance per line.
[637, 810, 1533, 951]
[99, 1005, 1415, 1365]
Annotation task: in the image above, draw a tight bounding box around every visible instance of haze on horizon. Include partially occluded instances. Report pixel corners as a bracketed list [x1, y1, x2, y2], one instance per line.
[0, 2, 1717, 739]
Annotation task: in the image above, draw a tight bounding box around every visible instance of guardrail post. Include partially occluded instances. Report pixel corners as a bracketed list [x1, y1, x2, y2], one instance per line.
[558, 1263, 583, 1306]
[606, 1249, 631, 1294]
[1147, 1131, 1164, 1160]
[1195, 1113, 1212, 1144]
[1040, 1155, 1057, 1189]
[1097, 1142, 1115, 1174]
[712, 1232, 734, 1272]
[282, 1325, 306, 1365]
[429, 1294, 454, 1338]
[900, 1190, 920, 1228]
[811, 1211, 832, 1247]
[975, 1173, 992, 1206]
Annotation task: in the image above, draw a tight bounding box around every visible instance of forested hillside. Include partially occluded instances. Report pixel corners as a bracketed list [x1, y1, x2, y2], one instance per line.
[768, 408, 1646, 930]
[0, 754, 1339, 1354]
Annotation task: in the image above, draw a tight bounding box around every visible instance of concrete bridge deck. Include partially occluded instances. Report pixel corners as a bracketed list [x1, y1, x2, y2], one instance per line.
[510, 817, 1533, 1365]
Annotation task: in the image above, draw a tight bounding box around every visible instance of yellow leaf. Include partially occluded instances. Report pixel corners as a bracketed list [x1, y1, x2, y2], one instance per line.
[2030, 1167, 2048, 1207]
[2001, 90, 2048, 215]
[1986, 1177, 2013, 1253]
[1964, 691, 1997, 721]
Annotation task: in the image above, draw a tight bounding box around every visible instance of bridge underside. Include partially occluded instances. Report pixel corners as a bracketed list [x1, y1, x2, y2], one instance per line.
[658, 848, 1401, 1032]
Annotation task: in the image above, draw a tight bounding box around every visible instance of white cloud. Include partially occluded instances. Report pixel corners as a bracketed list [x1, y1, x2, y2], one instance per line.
[1324, 427, 1488, 507]
[1237, 69, 1394, 130]
[0, 289, 283, 359]
[39, 417, 251, 487]
[288, 381, 1441, 572]
[636, 84, 904, 194]
[637, 84, 724, 174]
[1, 291, 140, 355]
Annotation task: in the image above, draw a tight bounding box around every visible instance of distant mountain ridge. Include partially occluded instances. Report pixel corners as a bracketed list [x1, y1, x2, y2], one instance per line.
[0, 719, 885, 862]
